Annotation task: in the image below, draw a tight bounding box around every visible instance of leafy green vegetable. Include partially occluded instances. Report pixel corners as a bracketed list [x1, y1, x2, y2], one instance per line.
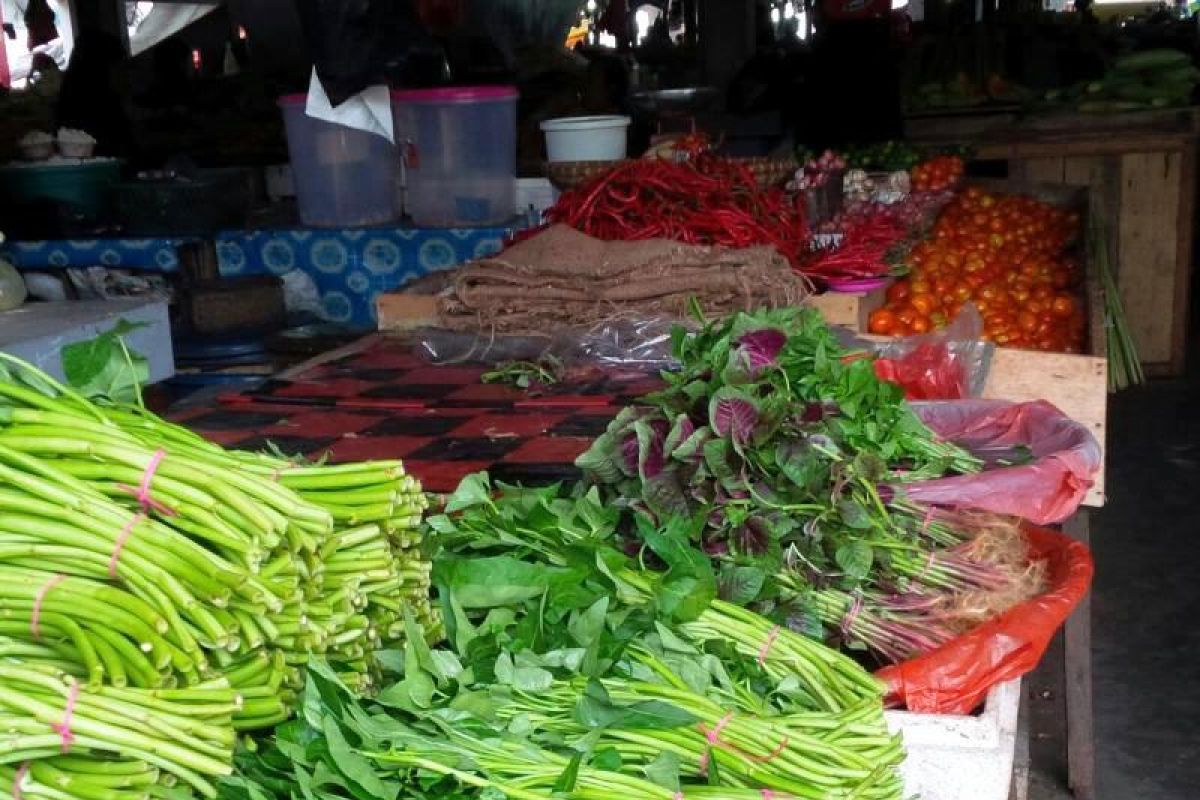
[60, 319, 150, 405]
[481, 356, 564, 390]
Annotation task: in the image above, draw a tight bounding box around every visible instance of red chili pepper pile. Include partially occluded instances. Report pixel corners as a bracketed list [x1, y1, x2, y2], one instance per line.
[798, 193, 951, 283]
[544, 155, 809, 265]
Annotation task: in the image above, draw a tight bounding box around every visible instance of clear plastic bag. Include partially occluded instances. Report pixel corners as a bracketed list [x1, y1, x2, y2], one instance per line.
[415, 314, 686, 371]
[870, 306, 993, 400]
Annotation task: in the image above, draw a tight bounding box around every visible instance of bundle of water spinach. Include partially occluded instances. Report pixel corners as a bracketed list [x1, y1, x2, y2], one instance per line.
[0, 354, 433, 800]
[220, 477, 906, 800]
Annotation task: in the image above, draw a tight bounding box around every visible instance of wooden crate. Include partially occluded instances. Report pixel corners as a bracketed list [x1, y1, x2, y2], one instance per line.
[807, 289, 885, 330]
[908, 108, 1199, 376]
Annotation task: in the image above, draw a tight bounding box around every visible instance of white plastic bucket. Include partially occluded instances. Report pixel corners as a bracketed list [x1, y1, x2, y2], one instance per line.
[540, 115, 631, 163]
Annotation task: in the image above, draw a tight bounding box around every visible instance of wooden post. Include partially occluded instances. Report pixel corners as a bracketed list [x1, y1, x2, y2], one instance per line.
[1062, 511, 1095, 800]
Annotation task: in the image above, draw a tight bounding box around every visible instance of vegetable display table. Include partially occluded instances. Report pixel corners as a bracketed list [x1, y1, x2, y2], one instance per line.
[907, 107, 1198, 377]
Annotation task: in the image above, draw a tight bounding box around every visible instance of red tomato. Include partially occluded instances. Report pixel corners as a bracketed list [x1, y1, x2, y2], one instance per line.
[886, 282, 911, 304]
[868, 308, 898, 335]
[1051, 295, 1076, 318]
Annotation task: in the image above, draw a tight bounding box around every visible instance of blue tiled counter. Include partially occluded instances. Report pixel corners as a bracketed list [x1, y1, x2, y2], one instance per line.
[2, 225, 512, 327]
[1, 238, 196, 272]
[214, 226, 509, 325]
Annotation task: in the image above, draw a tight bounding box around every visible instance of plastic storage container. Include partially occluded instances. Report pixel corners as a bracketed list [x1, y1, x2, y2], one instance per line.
[0, 159, 120, 219]
[392, 86, 517, 227]
[540, 115, 631, 163]
[278, 95, 399, 227]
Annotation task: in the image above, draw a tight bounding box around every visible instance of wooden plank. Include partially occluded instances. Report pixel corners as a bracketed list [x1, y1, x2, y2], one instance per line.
[974, 134, 1194, 161]
[375, 293, 442, 332]
[1117, 151, 1182, 365]
[981, 349, 1107, 507]
[1016, 157, 1066, 185]
[1061, 512, 1096, 800]
[1169, 142, 1196, 374]
[1064, 156, 1121, 290]
[807, 288, 885, 330]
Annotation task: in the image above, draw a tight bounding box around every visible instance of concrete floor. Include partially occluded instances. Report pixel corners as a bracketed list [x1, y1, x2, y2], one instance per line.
[1086, 373, 1200, 799]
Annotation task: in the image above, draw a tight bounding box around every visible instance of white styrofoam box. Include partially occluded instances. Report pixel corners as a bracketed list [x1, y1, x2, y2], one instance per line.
[885, 679, 1021, 800]
[0, 298, 175, 384]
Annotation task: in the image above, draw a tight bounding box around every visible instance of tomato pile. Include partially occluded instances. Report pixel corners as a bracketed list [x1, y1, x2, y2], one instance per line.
[867, 187, 1086, 352]
[909, 156, 965, 193]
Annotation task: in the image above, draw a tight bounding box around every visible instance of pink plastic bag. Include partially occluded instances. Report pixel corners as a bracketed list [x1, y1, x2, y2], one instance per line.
[899, 399, 1102, 524]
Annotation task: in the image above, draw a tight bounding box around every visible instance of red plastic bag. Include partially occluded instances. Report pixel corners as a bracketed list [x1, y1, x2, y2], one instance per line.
[877, 523, 1093, 714]
[901, 399, 1102, 524]
[871, 306, 992, 400]
[874, 342, 976, 400]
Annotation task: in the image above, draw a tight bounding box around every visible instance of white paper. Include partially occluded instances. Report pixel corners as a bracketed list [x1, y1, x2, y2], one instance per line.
[305, 69, 394, 144]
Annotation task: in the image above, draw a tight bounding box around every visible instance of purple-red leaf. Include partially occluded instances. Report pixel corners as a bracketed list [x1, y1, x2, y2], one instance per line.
[736, 328, 787, 373]
[709, 387, 760, 445]
[620, 433, 640, 474]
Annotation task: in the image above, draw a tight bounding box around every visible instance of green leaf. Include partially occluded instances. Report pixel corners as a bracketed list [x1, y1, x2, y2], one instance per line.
[575, 433, 623, 484]
[434, 556, 589, 608]
[592, 748, 623, 773]
[643, 751, 682, 790]
[638, 514, 717, 622]
[445, 473, 493, 513]
[837, 500, 874, 530]
[494, 652, 554, 692]
[653, 622, 699, 654]
[718, 565, 766, 605]
[553, 753, 582, 793]
[567, 597, 609, 648]
[321, 717, 396, 800]
[574, 680, 697, 730]
[59, 320, 151, 405]
[835, 540, 874, 580]
[375, 669, 435, 712]
[702, 438, 735, 483]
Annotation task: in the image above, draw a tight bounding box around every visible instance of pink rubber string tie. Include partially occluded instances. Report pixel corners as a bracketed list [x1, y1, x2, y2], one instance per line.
[52, 680, 80, 753]
[697, 713, 788, 772]
[761, 791, 776, 800]
[12, 762, 29, 800]
[757, 625, 781, 666]
[698, 712, 735, 770]
[840, 593, 864, 637]
[31, 573, 67, 640]
[108, 512, 145, 579]
[116, 449, 176, 516]
[673, 793, 684, 800]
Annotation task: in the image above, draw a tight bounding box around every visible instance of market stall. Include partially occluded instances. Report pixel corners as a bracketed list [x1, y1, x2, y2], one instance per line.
[1, 3, 1161, 798]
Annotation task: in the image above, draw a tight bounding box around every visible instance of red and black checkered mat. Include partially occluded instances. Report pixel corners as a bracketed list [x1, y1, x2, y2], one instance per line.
[174, 338, 662, 493]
